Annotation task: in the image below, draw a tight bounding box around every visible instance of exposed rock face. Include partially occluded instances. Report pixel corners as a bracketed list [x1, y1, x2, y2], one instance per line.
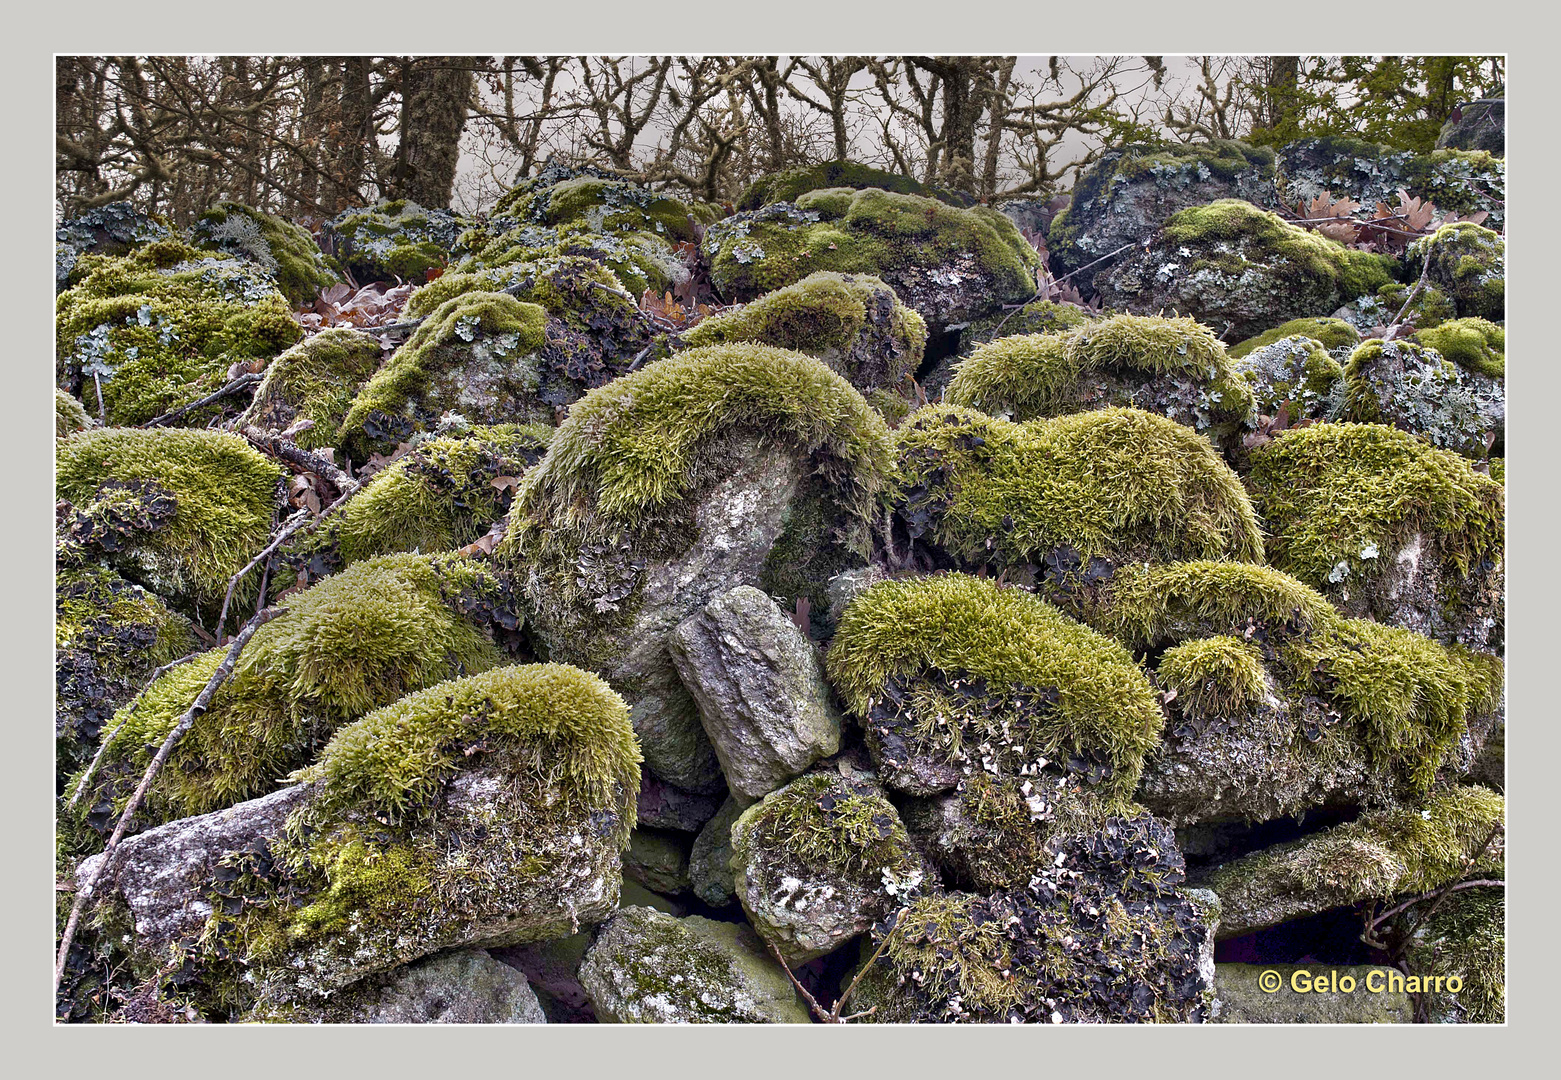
[268, 949, 547, 1024]
[579, 907, 811, 1023]
[688, 798, 742, 906]
[623, 828, 693, 896]
[635, 775, 723, 833]
[1436, 100, 1504, 156]
[669, 585, 842, 804]
[1215, 965, 1413, 1023]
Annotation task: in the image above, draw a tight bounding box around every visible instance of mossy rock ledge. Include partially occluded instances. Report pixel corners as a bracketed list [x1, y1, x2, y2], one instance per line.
[498, 343, 893, 795]
[72, 663, 640, 1017]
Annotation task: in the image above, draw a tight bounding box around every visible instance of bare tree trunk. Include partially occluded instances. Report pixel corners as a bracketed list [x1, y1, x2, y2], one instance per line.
[390, 56, 473, 208]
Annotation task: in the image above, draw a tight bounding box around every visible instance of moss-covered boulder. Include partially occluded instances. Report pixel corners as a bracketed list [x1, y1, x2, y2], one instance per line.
[1091, 199, 1399, 341]
[827, 573, 1164, 800]
[579, 906, 810, 1023]
[890, 406, 1263, 578]
[492, 163, 703, 243]
[66, 553, 512, 841]
[190, 202, 341, 306]
[738, 160, 930, 211]
[73, 663, 641, 1015]
[1248, 423, 1504, 649]
[702, 188, 1042, 332]
[681, 271, 927, 411]
[851, 812, 1215, 1022]
[55, 566, 195, 786]
[458, 218, 688, 298]
[1201, 786, 1504, 938]
[287, 424, 551, 580]
[1276, 137, 1505, 231]
[1436, 99, 1504, 156]
[55, 428, 282, 616]
[498, 343, 892, 793]
[1214, 964, 1413, 1023]
[1406, 222, 1504, 321]
[1399, 887, 1504, 1023]
[337, 292, 551, 459]
[1340, 339, 1504, 459]
[946, 314, 1256, 444]
[1048, 140, 1276, 283]
[1231, 334, 1346, 421]
[56, 201, 172, 292]
[1228, 316, 1360, 359]
[237, 328, 384, 450]
[56, 239, 303, 426]
[56, 388, 92, 437]
[730, 771, 923, 964]
[324, 199, 469, 285]
[1413, 317, 1503, 378]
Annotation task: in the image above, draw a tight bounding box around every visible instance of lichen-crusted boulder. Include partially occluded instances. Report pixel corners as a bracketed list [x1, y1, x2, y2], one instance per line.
[237, 328, 384, 450]
[889, 406, 1264, 580]
[579, 906, 810, 1023]
[1228, 316, 1360, 360]
[252, 949, 546, 1023]
[1437, 99, 1504, 155]
[497, 343, 892, 794]
[324, 199, 469, 285]
[460, 221, 688, 297]
[1276, 137, 1505, 230]
[1399, 887, 1504, 1023]
[56, 239, 303, 426]
[827, 573, 1164, 800]
[56, 201, 172, 292]
[688, 797, 742, 906]
[1048, 140, 1276, 284]
[56, 388, 93, 438]
[1340, 339, 1503, 459]
[702, 188, 1042, 332]
[1231, 335, 1345, 422]
[667, 585, 842, 804]
[73, 663, 641, 1014]
[65, 553, 512, 843]
[54, 565, 195, 786]
[1091, 199, 1398, 341]
[1405, 222, 1504, 321]
[1214, 965, 1413, 1023]
[681, 271, 927, 417]
[337, 292, 551, 459]
[730, 771, 923, 964]
[738, 160, 931, 211]
[851, 812, 1216, 1023]
[1201, 786, 1503, 939]
[190, 201, 341, 306]
[1248, 423, 1504, 649]
[55, 428, 283, 616]
[492, 162, 705, 242]
[287, 423, 551, 581]
[622, 828, 693, 896]
[946, 314, 1255, 445]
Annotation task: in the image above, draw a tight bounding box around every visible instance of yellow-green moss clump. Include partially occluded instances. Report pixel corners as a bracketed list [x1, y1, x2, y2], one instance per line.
[702, 187, 1041, 317]
[55, 428, 283, 614]
[300, 424, 552, 570]
[325, 199, 467, 284]
[1403, 888, 1504, 1023]
[946, 314, 1254, 434]
[1157, 636, 1267, 718]
[958, 299, 1098, 354]
[493, 168, 702, 242]
[69, 554, 509, 837]
[1205, 786, 1505, 938]
[681, 271, 927, 398]
[1228, 317, 1360, 359]
[172, 663, 640, 1010]
[56, 388, 92, 437]
[891, 405, 1263, 571]
[827, 573, 1163, 801]
[239, 328, 385, 450]
[738, 160, 930, 211]
[1247, 422, 1503, 591]
[459, 218, 687, 298]
[1413, 317, 1504, 378]
[190, 202, 341, 306]
[337, 291, 549, 460]
[1406, 222, 1504, 321]
[56, 239, 302, 426]
[734, 771, 917, 882]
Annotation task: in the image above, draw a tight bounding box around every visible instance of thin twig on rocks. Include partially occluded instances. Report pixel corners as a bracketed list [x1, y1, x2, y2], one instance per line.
[764, 931, 892, 1023]
[141, 373, 262, 428]
[1388, 822, 1504, 964]
[1387, 247, 1437, 330]
[239, 428, 359, 498]
[213, 508, 308, 640]
[54, 605, 284, 993]
[66, 651, 203, 811]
